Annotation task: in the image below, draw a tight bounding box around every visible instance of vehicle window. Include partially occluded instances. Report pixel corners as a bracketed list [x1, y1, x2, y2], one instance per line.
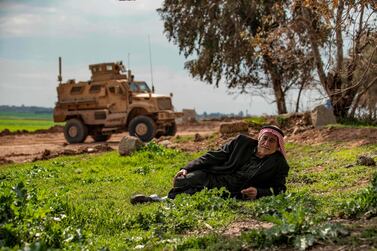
[130, 82, 151, 93]
[108, 86, 115, 93]
[70, 86, 83, 94]
[106, 65, 113, 71]
[89, 85, 102, 93]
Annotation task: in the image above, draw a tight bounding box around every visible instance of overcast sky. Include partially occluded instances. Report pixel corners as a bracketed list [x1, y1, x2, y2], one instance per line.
[0, 0, 323, 115]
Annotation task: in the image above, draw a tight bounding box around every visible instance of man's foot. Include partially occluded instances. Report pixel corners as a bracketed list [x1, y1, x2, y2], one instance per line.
[130, 194, 154, 204]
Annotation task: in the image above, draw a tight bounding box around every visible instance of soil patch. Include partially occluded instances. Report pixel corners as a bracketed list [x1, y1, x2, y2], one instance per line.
[222, 219, 274, 236]
[287, 127, 377, 146]
[0, 122, 376, 165]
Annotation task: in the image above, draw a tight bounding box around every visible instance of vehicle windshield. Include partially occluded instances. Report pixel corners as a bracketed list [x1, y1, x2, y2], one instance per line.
[130, 81, 151, 93]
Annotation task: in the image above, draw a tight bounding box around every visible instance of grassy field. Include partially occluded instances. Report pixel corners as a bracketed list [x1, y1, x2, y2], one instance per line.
[0, 112, 59, 132]
[0, 141, 376, 250]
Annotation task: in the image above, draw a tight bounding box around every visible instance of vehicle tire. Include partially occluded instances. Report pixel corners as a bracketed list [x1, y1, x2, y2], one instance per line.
[91, 133, 111, 142]
[64, 118, 88, 144]
[165, 122, 177, 136]
[128, 116, 156, 142]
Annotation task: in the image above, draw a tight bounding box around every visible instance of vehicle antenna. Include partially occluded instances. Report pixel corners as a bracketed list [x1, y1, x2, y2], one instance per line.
[148, 35, 155, 93]
[58, 57, 63, 84]
[128, 53, 131, 69]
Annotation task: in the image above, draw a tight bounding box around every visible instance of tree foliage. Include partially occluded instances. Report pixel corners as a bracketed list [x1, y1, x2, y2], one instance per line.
[159, 0, 377, 118]
[158, 0, 313, 114]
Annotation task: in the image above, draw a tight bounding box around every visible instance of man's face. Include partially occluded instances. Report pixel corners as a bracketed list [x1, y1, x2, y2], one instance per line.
[257, 132, 278, 157]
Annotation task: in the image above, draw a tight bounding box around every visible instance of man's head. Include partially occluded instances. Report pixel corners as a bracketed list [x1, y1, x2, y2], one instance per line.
[257, 125, 286, 158]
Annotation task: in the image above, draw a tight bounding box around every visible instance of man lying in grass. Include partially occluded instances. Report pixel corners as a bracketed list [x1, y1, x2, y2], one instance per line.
[131, 125, 290, 204]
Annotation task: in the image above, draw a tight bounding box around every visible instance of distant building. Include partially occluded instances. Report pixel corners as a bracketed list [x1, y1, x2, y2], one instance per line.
[182, 109, 197, 123]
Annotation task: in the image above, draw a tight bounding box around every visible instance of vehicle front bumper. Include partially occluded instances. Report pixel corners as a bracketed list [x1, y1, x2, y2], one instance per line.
[157, 111, 183, 120]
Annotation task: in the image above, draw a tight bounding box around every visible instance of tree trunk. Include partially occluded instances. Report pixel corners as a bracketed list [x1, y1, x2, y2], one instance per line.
[295, 82, 305, 113]
[331, 90, 355, 118]
[264, 56, 287, 114]
[349, 92, 363, 118]
[301, 6, 358, 119]
[327, 73, 356, 118]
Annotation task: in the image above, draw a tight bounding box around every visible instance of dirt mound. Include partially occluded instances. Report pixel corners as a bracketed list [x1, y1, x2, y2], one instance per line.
[0, 128, 28, 136]
[159, 126, 377, 154]
[287, 127, 377, 146]
[0, 125, 64, 136]
[0, 157, 14, 165]
[36, 125, 64, 134]
[32, 143, 114, 162]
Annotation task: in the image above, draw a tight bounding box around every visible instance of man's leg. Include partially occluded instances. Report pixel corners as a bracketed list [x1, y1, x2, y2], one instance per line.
[168, 170, 209, 199]
[130, 170, 209, 204]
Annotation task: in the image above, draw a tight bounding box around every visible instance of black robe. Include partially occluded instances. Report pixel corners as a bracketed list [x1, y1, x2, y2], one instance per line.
[170, 134, 290, 199]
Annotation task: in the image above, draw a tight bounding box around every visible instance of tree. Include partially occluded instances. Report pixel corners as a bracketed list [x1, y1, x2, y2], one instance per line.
[158, 0, 314, 114]
[349, 35, 377, 120]
[291, 0, 377, 118]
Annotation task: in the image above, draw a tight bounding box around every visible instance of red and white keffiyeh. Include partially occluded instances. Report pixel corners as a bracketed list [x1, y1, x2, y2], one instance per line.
[258, 127, 286, 158]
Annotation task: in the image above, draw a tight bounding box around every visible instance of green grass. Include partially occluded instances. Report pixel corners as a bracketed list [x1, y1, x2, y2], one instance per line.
[0, 112, 52, 120]
[173, 134, 194, 143]
[0, 118, 60, 132]
[0, 112, 61, 132]
[1, 141, 376, 250]
[244, 116, 267, 126]
[336, 117, 377, 127]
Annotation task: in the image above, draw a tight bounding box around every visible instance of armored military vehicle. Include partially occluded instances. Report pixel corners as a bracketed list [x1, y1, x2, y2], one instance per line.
[53, 58, 180, 143]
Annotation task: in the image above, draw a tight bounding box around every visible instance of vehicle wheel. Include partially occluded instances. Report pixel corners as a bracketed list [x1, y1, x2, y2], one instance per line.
[128, 116, 156, 142]
[64, 118, 88, 144]
[166, 122, 177, 136]
[91, 133, 111, 142]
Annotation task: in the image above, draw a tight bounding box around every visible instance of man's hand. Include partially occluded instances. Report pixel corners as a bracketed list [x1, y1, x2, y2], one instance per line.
[241, 187, 258, 200]
[173, 169, 188, 186]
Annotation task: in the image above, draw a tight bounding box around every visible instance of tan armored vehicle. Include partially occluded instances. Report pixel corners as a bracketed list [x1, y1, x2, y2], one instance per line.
[53, 58, 180, 143]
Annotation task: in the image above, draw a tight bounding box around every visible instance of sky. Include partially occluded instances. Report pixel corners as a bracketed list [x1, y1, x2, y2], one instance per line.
[0, 0, 323, 115]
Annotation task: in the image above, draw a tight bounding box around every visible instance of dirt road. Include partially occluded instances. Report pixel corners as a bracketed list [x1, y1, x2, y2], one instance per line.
[0, 122, 221, 164]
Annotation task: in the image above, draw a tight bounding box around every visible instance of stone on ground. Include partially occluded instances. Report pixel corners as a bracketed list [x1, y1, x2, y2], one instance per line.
[219, 121, 248, 135]
[311, 105, 337, 127]
[118, 136, 145, 156]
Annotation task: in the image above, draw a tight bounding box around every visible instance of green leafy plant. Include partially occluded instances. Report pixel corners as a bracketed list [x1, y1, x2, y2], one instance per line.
[338, 173, 377, 218]
[0, 182, 84, 248]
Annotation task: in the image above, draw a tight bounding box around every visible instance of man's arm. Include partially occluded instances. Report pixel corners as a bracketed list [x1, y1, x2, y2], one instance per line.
[183, 135, 241, 172]
[242, 158, 290, 199]
[256, 161, 290, 198]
